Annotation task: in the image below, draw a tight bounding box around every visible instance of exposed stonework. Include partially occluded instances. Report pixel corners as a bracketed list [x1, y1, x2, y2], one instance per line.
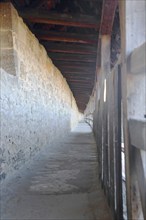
[0, 3, 79, 181]
[84, 91, 96, 128]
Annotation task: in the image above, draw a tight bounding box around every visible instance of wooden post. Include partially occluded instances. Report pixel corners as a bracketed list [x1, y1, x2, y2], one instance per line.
[100, 35, 111, 194]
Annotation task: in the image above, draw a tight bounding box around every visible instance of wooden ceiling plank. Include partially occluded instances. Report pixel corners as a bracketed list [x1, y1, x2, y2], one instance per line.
[69, 86, 93, 89]
[47, 48, 96, 55]
[44, 43, 97, 55]
[53, 60, 95, 65]
[57, 68, 95, 72]
[58, 68, 95, 73]
[34, 30, 98, 45]
[20, 10, 100, 29]
[63, 73, 94, 76]
[47, 51, 96, 58]
[48, 53, 96, 62]
[63, 72, 94, 74]
[63, 75, 94, 78]
[61, 73, 94, 76]
[71, 83, 92, 86]
[55, 63, 95, 68]
[67, 80, 94, 83]
[52, 58, 96, 62]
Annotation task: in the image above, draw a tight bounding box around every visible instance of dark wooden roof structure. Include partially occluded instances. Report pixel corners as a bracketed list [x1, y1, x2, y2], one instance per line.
[2, 0, 119, 112]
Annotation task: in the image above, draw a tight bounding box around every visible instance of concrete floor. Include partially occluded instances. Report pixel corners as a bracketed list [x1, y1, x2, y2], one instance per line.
[0, 122, 112, 220]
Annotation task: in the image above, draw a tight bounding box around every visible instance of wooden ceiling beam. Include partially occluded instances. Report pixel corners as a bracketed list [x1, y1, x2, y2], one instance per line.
[75, 96, 90, 99]
[95, 0, 117, 81]
[58, 68, 95, 73]
[67, 79, 94, 83]
[20, 10, 100, 29]
[67, 79, 94, 85]
[65, 76, 94, 80]
[68, 80, 93, 85]
[100, 0, 118, 35]
[72, 87, 91, 90]
[59, 70, 95, 75]
[39, 35, 96, 44]
[75, 99, 89, 102]
[58, 67, 95, 72]
[35, 30, 98, 45]
[64, 75, 94, 79]
[72, 88, 92, 91]
[52, 58, 95, 63]
[73, 94, 90, 97]
[67, 82, 94, 85]
[58, 67, 95, 73]
[75, 99, 88, 102]
[63, 71, 94, 74]
[62, 73, 94, 77]
[64, 76, 94, 80]
[43, 42, 97, 55]
[53, 60, 95, 67]
[73, 94, 91, 97]
[69, 86, 93, 89]
[55, 64, 95, 69]
[69, 84, 93, 87]
[48, 52, 96, 62]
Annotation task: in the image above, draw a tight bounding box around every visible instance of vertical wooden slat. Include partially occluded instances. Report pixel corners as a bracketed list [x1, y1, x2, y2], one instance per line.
[112, 65, 123, 219]
[100, 35, 111, 188]
[107, 72, 115, 215]
[121, 62, 132, 219]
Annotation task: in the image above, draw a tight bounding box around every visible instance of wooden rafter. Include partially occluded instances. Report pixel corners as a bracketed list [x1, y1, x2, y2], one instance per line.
[53, 60, 95, 67]
[43, 42, 97, 55]
[20, 10, 100, 29]
[65, 77, 94, 80]
[48, 53, 96, 62]
[8, 0, 102, 111]
[57, 66, 95, 71]
[35, 30, 98, 44]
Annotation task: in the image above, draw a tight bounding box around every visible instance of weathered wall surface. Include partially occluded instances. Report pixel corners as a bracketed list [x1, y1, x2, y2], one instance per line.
[84, 91, 96, 128]
[0, 3, 79, 181]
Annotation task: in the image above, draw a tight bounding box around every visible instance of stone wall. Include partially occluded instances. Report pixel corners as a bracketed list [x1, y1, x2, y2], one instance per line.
[84, 92, 96, 128]
[0, 3, 79, 181]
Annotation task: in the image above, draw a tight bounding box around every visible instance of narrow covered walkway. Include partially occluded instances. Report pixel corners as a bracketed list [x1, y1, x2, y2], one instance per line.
[1, 122, 112, 220]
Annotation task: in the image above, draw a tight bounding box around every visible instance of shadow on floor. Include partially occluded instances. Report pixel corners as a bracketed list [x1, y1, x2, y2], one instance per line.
[1, 122, 112, 220]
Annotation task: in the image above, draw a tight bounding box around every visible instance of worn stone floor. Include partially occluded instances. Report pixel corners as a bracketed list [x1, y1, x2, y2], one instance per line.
[0, 122, 112, 220]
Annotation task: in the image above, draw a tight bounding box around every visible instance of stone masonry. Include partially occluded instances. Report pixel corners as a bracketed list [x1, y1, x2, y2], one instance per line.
[0, 3, 79, 181]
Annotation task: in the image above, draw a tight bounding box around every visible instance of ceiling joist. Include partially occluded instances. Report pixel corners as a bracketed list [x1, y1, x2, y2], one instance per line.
[20, 10, 100, 29]
[6, 0, 103, 111]
[43, 42, 97, 55]
[35, 30, 98, 44]
[48, 53, 96, 62]
[53, 60, 95, 67]
[56, 66, 95, 71]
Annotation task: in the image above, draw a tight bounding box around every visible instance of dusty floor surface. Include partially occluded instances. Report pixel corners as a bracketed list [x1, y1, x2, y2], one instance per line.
[0, 122, 112, 220]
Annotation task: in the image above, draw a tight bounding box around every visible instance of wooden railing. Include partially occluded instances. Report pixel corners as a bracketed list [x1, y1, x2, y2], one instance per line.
[93, 42, 146, 219]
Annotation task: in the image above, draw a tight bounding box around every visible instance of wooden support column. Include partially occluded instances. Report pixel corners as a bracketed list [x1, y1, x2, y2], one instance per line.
[100, 35, 111, 195]
[113, 65, 123, 220]
[101, 35, 111, 84]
